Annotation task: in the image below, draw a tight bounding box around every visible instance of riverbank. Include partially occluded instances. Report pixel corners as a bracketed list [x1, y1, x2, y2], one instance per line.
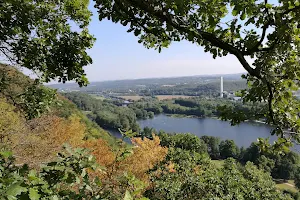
[165, 113, 204, 118]
[165, 114, 268, 126]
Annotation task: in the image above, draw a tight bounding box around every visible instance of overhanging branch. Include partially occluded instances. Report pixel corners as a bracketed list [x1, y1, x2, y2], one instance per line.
[125, 0, 258, 77]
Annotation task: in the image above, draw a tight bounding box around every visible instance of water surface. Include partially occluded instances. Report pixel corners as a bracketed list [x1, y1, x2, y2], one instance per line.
[139, 115, 276, 147]
[108, 114, 299, 151]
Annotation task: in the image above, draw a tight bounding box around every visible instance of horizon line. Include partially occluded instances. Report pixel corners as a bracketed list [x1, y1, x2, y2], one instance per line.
[47, 72, 246, 86]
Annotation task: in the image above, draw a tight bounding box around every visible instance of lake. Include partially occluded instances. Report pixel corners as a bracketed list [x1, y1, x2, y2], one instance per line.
[138, 114, 277, 147]
[108, 114, 300, 150]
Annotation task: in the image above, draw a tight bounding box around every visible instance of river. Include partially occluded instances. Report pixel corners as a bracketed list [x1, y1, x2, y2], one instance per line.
[108, 114, 299, 150]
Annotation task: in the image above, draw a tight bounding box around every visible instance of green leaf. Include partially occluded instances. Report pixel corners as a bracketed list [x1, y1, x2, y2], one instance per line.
[6, 183, 27, 197]
[265, 4, 272, 9]
[0, 151, 13, 158]
[94, 176, 102, 187]
[50, 195, 59, 200]
[29, 188, 40, 200]
[124, 190, 133, 200]
[232, 9, 238, 16]
[240, 12, 246, 20]
[134, 29, 141, 36]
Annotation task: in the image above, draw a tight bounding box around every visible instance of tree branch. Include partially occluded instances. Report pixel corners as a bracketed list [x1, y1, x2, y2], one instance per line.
[266, 81, 275, 125]
[0, 48, 15, 64]
[244, 4, 300, 55]
[244, 0, 271, 55]
[282, 5, 300, 15]
[126, 0, 258, 77]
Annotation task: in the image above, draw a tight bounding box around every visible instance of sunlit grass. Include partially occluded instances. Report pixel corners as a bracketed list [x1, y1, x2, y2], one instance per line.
[211, 160, 224, 168]
[276, 183, 297, 193]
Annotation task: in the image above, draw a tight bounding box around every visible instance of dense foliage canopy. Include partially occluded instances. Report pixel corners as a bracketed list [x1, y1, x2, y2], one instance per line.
[1, 0, 94, 86]
[63, 92, 141, 131]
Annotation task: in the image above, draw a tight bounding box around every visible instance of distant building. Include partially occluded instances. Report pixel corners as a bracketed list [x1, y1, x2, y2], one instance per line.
[122, 100, 132, 107]
[233, 97, 242, 101]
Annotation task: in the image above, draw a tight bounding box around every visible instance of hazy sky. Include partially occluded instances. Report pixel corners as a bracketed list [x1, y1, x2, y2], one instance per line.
[82, 2, 247, 81]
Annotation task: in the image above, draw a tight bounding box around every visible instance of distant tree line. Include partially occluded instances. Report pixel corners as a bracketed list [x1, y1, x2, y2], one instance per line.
[63, 92, 142, 131]
[138, 80, 247, 97]
[129, 97, 265, 119]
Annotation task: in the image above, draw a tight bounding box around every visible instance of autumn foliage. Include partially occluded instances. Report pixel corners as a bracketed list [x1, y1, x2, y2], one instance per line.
[121, 135, 168, 182]
[10, 114, 86, 166]
[82, 138, 115, 167]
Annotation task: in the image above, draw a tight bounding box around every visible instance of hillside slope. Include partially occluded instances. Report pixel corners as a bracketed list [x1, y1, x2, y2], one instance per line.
[0, 64, 117, 165]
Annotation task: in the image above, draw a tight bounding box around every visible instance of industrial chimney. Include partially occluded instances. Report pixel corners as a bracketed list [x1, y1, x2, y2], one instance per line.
[220, 76, 223, 98]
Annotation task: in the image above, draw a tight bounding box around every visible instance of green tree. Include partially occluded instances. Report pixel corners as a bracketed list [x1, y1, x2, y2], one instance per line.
[94, 0, 300, 146]
[158, 133, 208, 154]
[294, 167, 300, 189]
[272, 151, 300, 180]
[219, 140, 239, 159]
[20, 82, 57, 119]
[146, 149, 291, 200]
[241, 142, 261, 163]
[1, 0, 94, 86]
[200, 136, 220, 159]
[148, 111, 155, 119]
[257, 155, 275, 174]
[140, 126, 156, 139]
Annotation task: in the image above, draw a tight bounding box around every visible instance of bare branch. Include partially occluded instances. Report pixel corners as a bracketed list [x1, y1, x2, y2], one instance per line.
[0, 48, 16, 64]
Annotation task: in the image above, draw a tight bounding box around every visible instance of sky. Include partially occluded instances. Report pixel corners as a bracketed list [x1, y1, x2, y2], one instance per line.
[80, 2, 247, 82]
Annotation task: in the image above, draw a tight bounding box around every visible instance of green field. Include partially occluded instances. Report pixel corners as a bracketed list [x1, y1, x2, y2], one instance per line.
[276, 183, 297, 193]
[89, 94, 106, 100]
[275, 180, 298, 193]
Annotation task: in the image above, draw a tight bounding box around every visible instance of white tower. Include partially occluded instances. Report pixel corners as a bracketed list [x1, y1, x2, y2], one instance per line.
[220, 76, 223, 98]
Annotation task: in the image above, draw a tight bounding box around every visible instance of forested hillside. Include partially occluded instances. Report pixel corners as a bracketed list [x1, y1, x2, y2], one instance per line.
[63, 92, 141, 131]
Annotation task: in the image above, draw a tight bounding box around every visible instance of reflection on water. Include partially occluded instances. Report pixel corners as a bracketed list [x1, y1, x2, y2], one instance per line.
[138, 115, 300, 151]
[105, 129, 132, 144]
[106, 114, 300, 151]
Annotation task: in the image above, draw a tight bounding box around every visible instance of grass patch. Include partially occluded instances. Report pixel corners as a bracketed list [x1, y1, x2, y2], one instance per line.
[275, 179, 298, 193]
[89, 94, 106, 100]
[276, 183, 298, 193]
[212, 160, 224, 168]
[288, 180, 296, 185]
